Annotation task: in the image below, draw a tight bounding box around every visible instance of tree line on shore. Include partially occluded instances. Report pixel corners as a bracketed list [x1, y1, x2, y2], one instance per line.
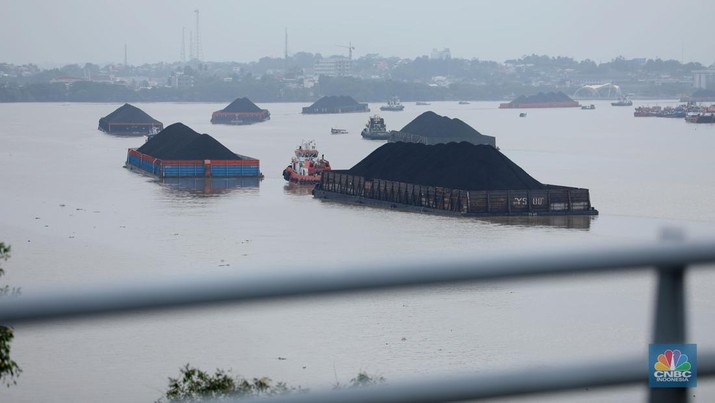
[0, 76, 697, 103]
[1, 53, 709, 102]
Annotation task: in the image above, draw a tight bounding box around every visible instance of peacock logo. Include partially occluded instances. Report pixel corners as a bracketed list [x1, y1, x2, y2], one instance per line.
[654, 349, 691, 372]
[649, 344, 697, 388]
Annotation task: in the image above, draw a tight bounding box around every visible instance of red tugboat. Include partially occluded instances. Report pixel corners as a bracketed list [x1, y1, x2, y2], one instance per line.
[282, 140, 331, 184]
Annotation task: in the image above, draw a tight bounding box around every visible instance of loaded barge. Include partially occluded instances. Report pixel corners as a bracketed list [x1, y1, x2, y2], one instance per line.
[499, 91, 580, 109]
[98, 103, 163, 135]
[312, 141, 597, 218]
[313, 171, 596, 217]
[125, 123, 262, 179]
[126, 149, 261, 178]
[211, 97, 270, 125]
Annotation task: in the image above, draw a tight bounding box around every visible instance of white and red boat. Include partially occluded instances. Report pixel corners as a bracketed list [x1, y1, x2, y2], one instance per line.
[282, 140, 331, 184]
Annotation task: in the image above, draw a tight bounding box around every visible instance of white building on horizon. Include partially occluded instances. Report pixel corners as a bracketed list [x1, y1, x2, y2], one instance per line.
[314, 57, 352, 78]
[693, 69, 715, 89]
[430, 48, 451, 60]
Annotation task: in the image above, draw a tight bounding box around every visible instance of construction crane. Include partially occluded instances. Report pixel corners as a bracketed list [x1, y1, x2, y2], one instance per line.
[194, 9, 202, 61]
[337, 42, 355, 61]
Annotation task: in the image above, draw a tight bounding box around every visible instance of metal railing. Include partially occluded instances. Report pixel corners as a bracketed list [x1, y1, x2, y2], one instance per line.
[2, 233, 715, 402]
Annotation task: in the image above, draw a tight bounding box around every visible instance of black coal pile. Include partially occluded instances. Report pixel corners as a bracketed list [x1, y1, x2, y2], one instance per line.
[302, 96, 369, 113]
[136, 123, 242, 160]
[347, 142, 546, 191]
[219, 97, 264, 113]
[510, 91, 575, 104]
[98, 103, 161, 128]
[390, 111, 496, 146]
[310, 96, 360, 108]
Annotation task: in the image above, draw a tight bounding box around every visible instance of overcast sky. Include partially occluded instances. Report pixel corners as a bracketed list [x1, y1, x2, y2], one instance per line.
[2, 0, 713, 67]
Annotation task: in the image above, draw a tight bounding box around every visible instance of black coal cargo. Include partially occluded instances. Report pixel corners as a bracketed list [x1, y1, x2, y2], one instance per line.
[211, 97, 270, 125]
[313, 142, 597, 217]
[125, 123, 262, 178]
[302, 96, 369, 114]
[389, 111, 496, 147]
[98, 103, 163, 135]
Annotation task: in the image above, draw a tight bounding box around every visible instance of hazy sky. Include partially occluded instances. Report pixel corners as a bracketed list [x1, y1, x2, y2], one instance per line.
[2, 0, 713, 67]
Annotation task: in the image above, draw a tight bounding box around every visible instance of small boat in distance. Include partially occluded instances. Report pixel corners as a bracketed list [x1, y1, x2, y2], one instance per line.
[416, 101, 431, 105]
[685, 113, 715, 124]
[581, 104, 596, 110]
[361, 115, 389, 140]
[458, 101, 470, 105]
[282, 140, 331, 184]
[331, 128, 348, 134]
[380, 97, 405, 111]
[611, 97, 633, 106]
[145, 126, 160, 142]
[519, 112, 527, 118]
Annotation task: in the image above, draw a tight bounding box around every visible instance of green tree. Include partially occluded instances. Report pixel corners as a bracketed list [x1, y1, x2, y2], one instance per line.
[158, 364, 386, 402]
[336, 371, 386, 389]
[157, 364, 298, 402]
[0, 242, 21, 386]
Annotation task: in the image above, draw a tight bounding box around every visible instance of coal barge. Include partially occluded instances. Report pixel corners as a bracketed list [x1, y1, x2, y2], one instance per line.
[302, 95, 369, 114]
[98, 103, 163, 135]
[211, 97, 270, 125]
[499, 92, 580, 109]
[312, 142, 597, 218]
[125, 123, 262, 178]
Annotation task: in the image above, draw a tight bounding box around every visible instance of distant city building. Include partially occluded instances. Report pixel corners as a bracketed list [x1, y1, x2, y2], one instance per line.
[90, 73, 114, 84]
[626, 58, 647, 66]
[303, 77, 316, 88]
[170, 72, 194, 88]
[693, 70, 715, 89]
[314, 57, 352, 77]
[430, 76, 451, 87]
[50, 75, 84, 84]
[430, 48, 451, 60]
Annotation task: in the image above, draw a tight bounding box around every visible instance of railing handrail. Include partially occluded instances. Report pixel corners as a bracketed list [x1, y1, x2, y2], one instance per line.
[1, 238, 714, 325]
[2, 237, 714, 402]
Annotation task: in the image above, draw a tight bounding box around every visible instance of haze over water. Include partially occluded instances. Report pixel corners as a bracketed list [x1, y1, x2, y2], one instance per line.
[1, 101, 715, 401]
[2, 1, 714, 65]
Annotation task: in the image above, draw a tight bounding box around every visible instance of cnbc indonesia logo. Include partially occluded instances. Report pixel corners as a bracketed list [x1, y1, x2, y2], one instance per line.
[650, 344, 697, 388]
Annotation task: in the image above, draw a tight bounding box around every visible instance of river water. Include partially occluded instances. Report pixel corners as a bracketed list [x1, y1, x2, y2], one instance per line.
[1, 101, 714, 402]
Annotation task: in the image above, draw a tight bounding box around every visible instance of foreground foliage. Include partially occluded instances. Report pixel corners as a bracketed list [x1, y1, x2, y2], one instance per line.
[158, 364, 385, 402]
[0, 242, 21, 386]
[157, 364, 298, 402]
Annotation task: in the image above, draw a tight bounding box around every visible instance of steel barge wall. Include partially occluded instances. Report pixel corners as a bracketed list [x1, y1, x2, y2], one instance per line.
[314, 171, 597, 217]
[302, 104, 369, 114]
[101, 121, 164, 134]
[126, 149, 261, 178]
[210, 111, 270, 125]
[498, 101, 580, 109]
